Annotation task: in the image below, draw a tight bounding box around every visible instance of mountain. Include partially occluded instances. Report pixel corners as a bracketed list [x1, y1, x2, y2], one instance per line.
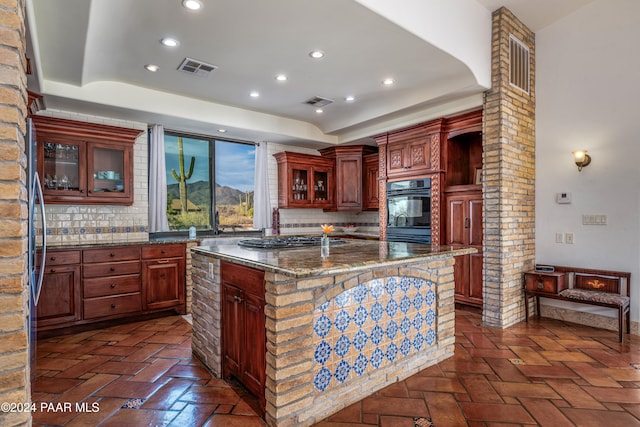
[167, 180, 253, 206]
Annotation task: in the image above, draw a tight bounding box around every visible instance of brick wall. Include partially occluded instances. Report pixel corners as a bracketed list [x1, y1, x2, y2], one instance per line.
[0, 0, 30, 425]
[482, 7, 536, 327]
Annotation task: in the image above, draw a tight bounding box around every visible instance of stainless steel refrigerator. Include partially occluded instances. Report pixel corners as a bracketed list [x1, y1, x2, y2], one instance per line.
[27, 117, 46, 382]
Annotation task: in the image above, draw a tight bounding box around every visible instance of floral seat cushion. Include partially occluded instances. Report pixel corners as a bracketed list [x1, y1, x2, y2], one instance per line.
[559, 288, 630, 307]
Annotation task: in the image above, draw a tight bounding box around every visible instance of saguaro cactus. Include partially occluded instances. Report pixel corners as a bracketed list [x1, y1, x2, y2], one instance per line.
[171, 137, 195, 214]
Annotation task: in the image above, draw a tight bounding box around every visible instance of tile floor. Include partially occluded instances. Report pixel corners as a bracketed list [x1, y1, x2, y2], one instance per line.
[32, 311, 640, 426]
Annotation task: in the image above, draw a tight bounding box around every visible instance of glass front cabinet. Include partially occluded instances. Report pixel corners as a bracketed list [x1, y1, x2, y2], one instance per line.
[33, 116, 141, 205]
[274, 151, 334, 209]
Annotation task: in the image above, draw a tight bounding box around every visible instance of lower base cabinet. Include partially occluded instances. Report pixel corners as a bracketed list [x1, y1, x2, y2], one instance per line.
[221, 261, 266, 411]
[37, 243, 186, 332]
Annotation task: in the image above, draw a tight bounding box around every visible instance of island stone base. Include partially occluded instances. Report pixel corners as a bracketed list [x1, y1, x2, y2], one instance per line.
[191, 253, 456, 427]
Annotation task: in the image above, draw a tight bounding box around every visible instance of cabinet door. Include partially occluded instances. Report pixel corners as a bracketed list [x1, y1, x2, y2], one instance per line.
[386, 142, 407, 176]
[37, 265, 81, 327]
[446, 197, 467, 245]
[310, 165, 333, 208]
[405, 137, 431, 172]
[142, 257, 185, 311]
[222, 283, 244, 379]
[39, 136, 87, 200]
[334, 155, 362, 210]
[87, 142, 133, 203]
[363, 154, 379, 210]
[468, 196, 483, 246]
[242, 292, 266, 408]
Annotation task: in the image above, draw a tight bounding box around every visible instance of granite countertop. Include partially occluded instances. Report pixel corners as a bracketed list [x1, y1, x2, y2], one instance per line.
[193, 238, 476, 278]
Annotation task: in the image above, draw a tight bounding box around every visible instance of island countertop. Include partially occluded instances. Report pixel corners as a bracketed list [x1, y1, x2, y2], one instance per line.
[192, 238, 475, 278]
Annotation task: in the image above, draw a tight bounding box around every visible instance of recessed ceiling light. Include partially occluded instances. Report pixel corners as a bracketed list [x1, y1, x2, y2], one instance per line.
[161, 37, 180, 47]
[309, 50, 325, 59]
[382, 78, 395, 85]
[250, 91, 260, 98]
[144, 64, 159, 72]
[345, 95, 355, 102]
[315, 109, 324, 114]
[275, 74, 287, 82]
[182, 0, 202, 10]
[218, 129, 227, 133]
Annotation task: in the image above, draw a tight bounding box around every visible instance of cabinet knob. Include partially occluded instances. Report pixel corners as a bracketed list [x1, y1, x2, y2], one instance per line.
[110, 284, 116, 288]
[79, 189, 84, 193]
[110, 267, 115, 272]
[161, 250, 166, 254]
[537, 277, 544, 289]
[111, 304, 116, 308]
[109, 253, 115, 257]
[50, 268, 56, 273]
[50, 256, 56, 261]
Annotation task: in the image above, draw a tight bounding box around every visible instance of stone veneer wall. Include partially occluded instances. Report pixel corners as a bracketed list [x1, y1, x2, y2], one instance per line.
[482, 7, 536, 327]
[0, 0, 30, 425]
[191, 252, 456, 427]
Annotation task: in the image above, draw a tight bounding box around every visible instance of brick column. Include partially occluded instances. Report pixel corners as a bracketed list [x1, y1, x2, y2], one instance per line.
[482, 7, 536, 327]
[0, 0, 30, 425]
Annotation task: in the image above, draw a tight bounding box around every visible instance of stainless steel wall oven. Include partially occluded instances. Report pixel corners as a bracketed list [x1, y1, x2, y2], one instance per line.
[386, 178, 431, 244]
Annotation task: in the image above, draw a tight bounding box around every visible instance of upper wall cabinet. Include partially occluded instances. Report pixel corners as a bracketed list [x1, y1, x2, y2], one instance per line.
[32, 116, 142, 205]
[376, 120, 443, 179]
[443, 110, 483, 190]
[319, 145, 377, 212]
[274, 151, 334, 209]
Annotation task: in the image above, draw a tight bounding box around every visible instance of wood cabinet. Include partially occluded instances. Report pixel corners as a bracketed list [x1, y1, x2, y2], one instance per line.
[36, 243, 186, 332]
[221, 261, 266, 410]
[274, 151, 334, 209]
[524, 271, 567, 294]
[379, 122, 442, 179]
[142, 244, 186, 312]
[36, 250, 81, 327]
[32, 116, 141, 205]
[319, 145, 378, 211]
[446, 192, 483, 307]
[363, 153, 380, 211]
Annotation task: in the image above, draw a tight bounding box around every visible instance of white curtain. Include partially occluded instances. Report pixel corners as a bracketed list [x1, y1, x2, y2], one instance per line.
[149, 124, 169, 232]
[253, 142, 271, 230]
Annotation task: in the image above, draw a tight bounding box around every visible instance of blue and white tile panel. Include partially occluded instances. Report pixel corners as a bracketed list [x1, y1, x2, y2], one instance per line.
[313, 275, 436, 393]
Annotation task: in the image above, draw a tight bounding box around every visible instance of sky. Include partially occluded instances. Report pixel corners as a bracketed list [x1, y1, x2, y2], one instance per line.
[164, 135, 255, 192]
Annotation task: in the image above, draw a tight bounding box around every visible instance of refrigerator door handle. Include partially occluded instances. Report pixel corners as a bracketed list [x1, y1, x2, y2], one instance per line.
[34, 172, 46, 305]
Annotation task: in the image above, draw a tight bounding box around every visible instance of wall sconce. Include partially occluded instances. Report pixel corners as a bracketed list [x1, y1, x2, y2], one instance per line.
[572, 150, 591, 171]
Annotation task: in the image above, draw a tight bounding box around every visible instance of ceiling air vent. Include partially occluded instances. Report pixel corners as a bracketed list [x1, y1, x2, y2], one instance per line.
[177, 57, 217, 77]
[303, 96, 334, 108]
[509, 35, 530, 94]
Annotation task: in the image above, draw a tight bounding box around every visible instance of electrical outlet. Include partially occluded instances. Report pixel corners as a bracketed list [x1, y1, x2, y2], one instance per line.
[209, 262, 214, 278]
[555, 233, 564, 243]
[565, 232, 574, 244]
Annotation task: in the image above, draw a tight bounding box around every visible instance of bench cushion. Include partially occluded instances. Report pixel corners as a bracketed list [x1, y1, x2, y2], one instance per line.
[559, 288, 630, 307]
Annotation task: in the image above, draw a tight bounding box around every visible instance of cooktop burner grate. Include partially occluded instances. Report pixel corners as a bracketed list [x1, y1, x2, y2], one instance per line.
[238, 236, 345, 249]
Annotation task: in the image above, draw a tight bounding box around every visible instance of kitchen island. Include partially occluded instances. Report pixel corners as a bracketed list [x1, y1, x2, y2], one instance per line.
[191, 238, 475, 427]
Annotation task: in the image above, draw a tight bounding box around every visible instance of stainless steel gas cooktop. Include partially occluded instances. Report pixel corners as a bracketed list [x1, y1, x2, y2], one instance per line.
[237, 236, 345, 249]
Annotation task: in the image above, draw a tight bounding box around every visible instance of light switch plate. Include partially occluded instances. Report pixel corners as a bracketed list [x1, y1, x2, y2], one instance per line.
[556, 192, 572, 204]
[565, 232, 574, 244]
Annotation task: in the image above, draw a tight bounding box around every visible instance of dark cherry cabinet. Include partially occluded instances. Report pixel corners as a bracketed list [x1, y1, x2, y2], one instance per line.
[381, 123, 441, 179]
[274, 151, 334, 209]
[32, 116, 141, 205]
[221, 261, 266, 410]
[446, 193, 483, 307]
[36, 250, 81, 328]
[37, 244, 186, 332]
[142, 244, 186, 312]
[363, 153, 380, 211]
[319, 145, 377, 211]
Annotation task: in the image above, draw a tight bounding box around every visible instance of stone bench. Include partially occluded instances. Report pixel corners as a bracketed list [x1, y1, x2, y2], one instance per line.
[524, 266, 631, 342]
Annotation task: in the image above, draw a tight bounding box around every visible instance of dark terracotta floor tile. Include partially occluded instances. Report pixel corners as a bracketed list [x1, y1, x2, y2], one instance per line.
[361, 396, 428, 418]
[121, 343, 166, 362]
[100, 408, 179, 427]
[404, 375, 465, 393]
[565, 361, 624, 387]
[144, 333, 188, 344]
[141, 378, 194, 409]
[519, 397, 574, 427]
[202, 413, 266, 426]
[129, 358, 179, 383]
[167, 402, 218, 427]
[54, 355, 114, 379]
[92, 360, 150, 375]
[378, 415, 415, 427]
[64, 397, 127, 427]
[545, 379, 606, 409]
[459, 402, 536, 424]
[516, 363, 581, 379]
[422, 391, 467, 427]
[166, 363, 212, 379]
[484, 357, 529, 383]
[57, 373, 120, 403]
[37, 357, 83, 371]
[529, 335, 567, 351]
[560, 407, 640, 426]
[490, 381, 561, 399]
[582, 385, 640, 403]
[180, 385, 242, 405]
[32, 376, 83, 394]
[459, 374, 503, 403]
[94, 378, 166, 399]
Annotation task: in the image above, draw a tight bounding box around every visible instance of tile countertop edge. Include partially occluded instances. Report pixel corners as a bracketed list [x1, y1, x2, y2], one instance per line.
[191, 243, 476, 278]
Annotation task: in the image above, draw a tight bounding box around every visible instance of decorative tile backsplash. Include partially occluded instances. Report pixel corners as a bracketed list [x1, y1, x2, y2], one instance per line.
[313, 275, 436, 392]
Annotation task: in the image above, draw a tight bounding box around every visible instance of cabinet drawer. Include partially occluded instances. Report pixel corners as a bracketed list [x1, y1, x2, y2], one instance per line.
[83, 294, 141, 319]
[83, 261, 141, 278]
[142, 244, 185, 259]
[84, 275, 141, 298]
[525, 272, 567, 294]
[37, 250, 81, 267]
[83, 246, 140, 263]
[221, 261, 265, 296]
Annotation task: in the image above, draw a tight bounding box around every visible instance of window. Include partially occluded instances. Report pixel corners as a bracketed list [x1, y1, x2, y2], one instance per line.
[163, 131, 255, 233]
